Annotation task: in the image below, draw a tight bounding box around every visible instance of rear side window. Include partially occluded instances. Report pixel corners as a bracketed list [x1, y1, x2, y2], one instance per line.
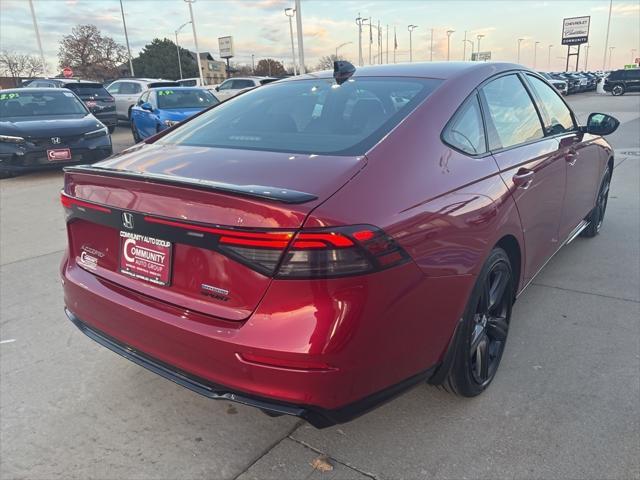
[525, 75, 575, 135]
[119, 82, 142, 94]
[480, 74, 543, 150]
[157, 77, 442, 156]
[442, 95, 486, 155]
[107, 83, 120, 94]
[232, 79, 255, 89]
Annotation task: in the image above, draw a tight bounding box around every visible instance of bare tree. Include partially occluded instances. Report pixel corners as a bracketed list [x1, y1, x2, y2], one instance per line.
[0, 51, 44, 80]
[315, 54, 346, 72]
[58, 24, 127, 80]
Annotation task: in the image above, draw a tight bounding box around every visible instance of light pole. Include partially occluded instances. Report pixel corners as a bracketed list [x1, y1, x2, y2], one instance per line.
[533, 41, 540, 68]
[462, 31, 467, 60]
[430, 28, 434, 61]
[547, 44, 553, 70]
[602, 0, 612, 70]
[355, 14, 364, 67]
[294, 0, 305, 73]
[584, 44, 590, 71]
[408, 25, 418, 62]
[476, 34, 485, 55]
[463, 39, 474, 61]
[175, 21, 191, 80]
[446, 30, 455, 61]
[119, 0, 134, 77]
[28, 0, 47, 76]
[335, 41, 353, 58]
[517, 38, 525, 64]
[284, 8, 297, 75]
[184, 0, 204, 85]
[608, 46, 615, 69]
[251, 54, 255, 74]
[631, 49, 638, 64]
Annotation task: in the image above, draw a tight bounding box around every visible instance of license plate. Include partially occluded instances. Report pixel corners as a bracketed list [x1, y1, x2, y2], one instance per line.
[47, 148, 71, 161]
[119, 231, 172, 286]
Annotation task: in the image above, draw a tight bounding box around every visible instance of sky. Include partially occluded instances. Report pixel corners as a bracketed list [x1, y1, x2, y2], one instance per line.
[1, 0, 639, 74]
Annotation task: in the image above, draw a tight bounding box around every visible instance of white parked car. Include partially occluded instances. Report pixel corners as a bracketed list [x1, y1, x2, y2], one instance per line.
[106, 78, 179, 121]
[213, 76, 278, 101]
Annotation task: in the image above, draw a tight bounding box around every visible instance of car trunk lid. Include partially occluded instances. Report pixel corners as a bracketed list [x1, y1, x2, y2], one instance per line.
[63, 143, 365, 321]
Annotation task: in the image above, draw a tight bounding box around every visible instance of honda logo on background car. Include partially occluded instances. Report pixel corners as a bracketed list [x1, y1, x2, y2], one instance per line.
[51, 137, 61, 144]
[122, 212, 134, 229]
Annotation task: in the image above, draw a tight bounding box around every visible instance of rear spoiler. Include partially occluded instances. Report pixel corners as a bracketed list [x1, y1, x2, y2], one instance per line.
[63, 165, 318, 204]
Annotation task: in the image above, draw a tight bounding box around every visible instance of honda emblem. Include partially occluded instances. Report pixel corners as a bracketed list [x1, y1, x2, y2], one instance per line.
[51, 137, 61, 144]
[122, 212, 134, 229]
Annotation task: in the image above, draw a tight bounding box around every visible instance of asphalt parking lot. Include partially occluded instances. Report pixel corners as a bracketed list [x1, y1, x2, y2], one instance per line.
[1, 93, 639, 480]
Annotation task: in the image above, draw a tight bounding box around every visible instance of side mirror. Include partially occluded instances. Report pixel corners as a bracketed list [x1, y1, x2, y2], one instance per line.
[584, 112, 620, 136]
[215, 86, 220, 92]
[141, 102, 154, 112]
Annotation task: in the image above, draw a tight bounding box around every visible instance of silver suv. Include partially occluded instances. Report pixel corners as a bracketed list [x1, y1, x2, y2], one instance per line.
[106, 78, 179, 120]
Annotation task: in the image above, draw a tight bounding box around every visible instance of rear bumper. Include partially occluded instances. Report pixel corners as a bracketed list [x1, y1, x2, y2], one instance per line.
[66, 308, 436, 428]
[0, 146, 112, 174]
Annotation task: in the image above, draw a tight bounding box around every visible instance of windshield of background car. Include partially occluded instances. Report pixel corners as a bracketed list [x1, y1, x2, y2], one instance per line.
[156, 89, 219, 109]
[65, 83, 110, 98]
[0, 91, 87, 118]
[156, 77, 442, 155]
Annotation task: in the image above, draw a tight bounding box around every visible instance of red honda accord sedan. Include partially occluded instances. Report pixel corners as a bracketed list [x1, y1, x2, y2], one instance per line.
[60, 62, 619, 427]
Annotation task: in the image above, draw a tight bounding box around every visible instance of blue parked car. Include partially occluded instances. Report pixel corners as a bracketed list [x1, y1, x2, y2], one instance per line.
[130, 87, 219, 142]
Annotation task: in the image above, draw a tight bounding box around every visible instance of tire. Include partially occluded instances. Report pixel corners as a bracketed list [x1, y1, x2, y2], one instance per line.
[131, 122, 141, 143]
[581, 169, 611, 238]
[108, 125, 116, 134]
[439, 248, 513, 397]
[611, 84, 625, 96]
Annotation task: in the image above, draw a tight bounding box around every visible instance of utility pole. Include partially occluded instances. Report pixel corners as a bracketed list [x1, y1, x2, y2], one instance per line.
[294, 0, 305, 73]
[386, 24, 389, 63]
[608, 46, 615, 69]
[602, 0, 612, 70]
[369, 18, 372, 65]
[251, 54, 255, 74]
[393, 25, 397, 64]
[584, 44, 590, 70]
[119, 0, 134, 77]
[28, 0, 47, 76]
[184, 0, 204, 85]
[408, 25, 418, 62]
[547, 44, 553, 70]
[476, 34, 485, 55]
[533, 41, 540, 68]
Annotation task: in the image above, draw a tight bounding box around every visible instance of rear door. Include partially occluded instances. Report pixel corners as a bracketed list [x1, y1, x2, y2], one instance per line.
[214, 79, 234, 101]
[111, 81, 141, 119]
[523, 73, 602, 240]
[626, 69, 640, 92]
[480, 73, 566, 283]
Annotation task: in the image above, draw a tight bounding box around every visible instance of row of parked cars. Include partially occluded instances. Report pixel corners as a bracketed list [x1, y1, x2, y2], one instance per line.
[538, 71, 602, 95]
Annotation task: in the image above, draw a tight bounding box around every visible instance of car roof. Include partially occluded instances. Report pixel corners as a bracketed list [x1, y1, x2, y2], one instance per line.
[148, 86, 210, 91]
[284, 61, 526, 83]
[2, 87, 79, 94]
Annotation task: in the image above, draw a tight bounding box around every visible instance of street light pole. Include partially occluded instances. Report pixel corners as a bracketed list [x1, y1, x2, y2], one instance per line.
[184, 0, 204, 85]
[251, 54, 255, 74]
[463, 39, 474, 61]
[28, 0, 47, 76]
[175, 21, 191, 80]
[517, 38, 524, 64]
[119, 0, 134, 77]
[602, 0, 613, 70]
[294, 0, 305, 73]
[446, 30, 455, 61]
[408, 25, 418, 62]
[462, 31, 467, 60]
[476, 34, 485, 55]
[430, 28, 434, 61]
[335, 42, 352, 58]
[533, 41, 540, 68]
[355, 14, 364, 67]
[631, 49, 637, 64]
[284, 8, 297, 75]
[547, 44, 553, 70]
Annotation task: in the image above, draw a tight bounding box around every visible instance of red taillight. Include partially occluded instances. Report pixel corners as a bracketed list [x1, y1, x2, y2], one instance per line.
[236, 353, 336, 371]
[60, 192, 112, 213]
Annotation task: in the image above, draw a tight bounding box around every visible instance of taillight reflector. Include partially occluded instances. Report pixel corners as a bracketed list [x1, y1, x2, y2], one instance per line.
[237, 352, 336, 371]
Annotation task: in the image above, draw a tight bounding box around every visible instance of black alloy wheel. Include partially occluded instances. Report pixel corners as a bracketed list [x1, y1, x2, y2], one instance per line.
[582, 170, 612, 238]
[440, 248, 513, 397]
[612, 84, 625, 96]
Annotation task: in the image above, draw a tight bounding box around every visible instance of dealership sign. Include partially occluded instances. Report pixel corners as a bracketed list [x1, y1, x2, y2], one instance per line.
[472, 51, 491, 61]
[218, 36, 234, 59]
[562, 16, 590, 45]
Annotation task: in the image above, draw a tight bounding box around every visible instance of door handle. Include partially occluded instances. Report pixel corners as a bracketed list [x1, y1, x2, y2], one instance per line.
[513, 168, 535, 189]
[565, 150, 578, 166]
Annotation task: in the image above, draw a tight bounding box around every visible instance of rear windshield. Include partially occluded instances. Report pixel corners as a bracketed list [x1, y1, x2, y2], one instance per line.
[0, 91, 87, 117]
[65, 83, 110, 98]
[157, 89, 219, 109]
[157, 77, 441, 155]
[148, 81, 180, 88]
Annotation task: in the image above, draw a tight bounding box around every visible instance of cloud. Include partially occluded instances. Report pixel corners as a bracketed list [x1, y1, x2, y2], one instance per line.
[591, 3, 640, 16]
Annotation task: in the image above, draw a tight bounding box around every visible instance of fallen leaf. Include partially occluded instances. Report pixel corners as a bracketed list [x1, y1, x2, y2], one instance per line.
[310, 456, 334, 472]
